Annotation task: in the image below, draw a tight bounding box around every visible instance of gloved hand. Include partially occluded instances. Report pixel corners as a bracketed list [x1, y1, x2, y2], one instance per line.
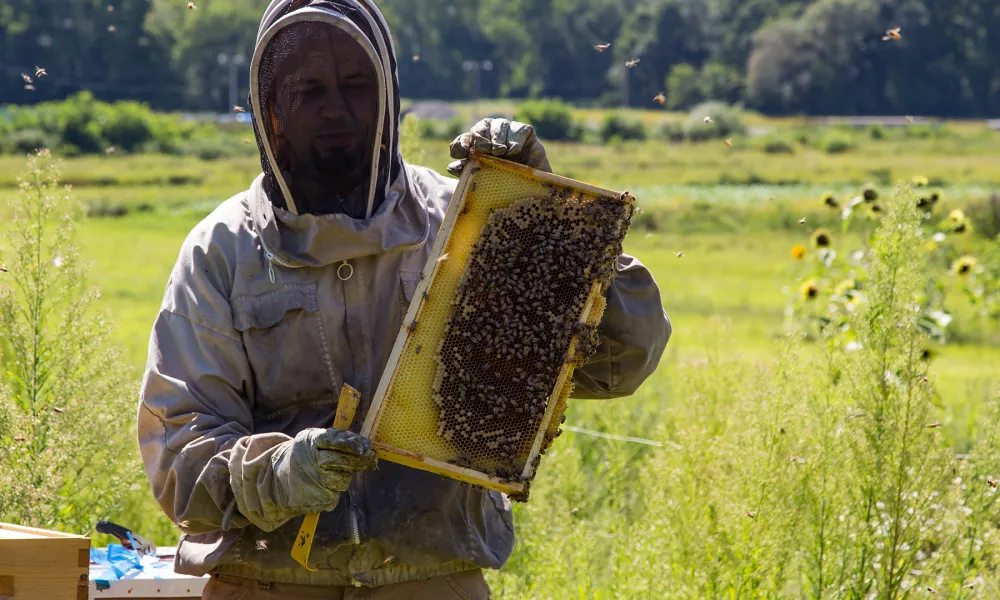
[448, 118, 552, 177]
[229, 428, 376, 532]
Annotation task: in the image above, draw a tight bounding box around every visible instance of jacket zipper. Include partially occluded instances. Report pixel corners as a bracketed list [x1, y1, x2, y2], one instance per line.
[262, 247, 303, 283]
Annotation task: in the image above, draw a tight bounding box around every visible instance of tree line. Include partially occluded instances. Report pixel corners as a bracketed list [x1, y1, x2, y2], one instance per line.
[2, 0, 1000, 117]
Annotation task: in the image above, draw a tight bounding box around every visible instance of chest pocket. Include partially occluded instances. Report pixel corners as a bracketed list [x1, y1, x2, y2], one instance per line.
[398, 271, 421, 318]
[232, 282, 340, 417]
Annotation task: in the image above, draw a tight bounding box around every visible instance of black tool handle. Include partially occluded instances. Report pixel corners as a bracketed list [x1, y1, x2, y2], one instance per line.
[96, 520, 135, 549]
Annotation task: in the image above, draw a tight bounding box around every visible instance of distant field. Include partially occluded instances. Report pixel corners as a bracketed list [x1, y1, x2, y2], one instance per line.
[2, 116, 999, 580]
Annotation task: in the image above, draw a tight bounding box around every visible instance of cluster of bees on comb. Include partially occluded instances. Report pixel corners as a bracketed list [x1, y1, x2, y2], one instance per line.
[432, 185, 632, 486]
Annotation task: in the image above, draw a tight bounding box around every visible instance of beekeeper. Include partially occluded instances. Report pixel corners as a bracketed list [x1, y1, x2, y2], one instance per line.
[137, 1, 671, 598]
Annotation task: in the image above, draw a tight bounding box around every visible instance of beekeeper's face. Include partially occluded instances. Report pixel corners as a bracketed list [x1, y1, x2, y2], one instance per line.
[269, 22, 378, 196]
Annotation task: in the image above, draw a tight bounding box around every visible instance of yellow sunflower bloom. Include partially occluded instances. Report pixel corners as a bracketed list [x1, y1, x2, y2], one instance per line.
[912, 175, 929, 186]
[952, 256, 976, 276]
[791, 245, 807, 260]
[811, 229, 832, 248]
[835, 279, 856, 297]
[800, 279, 819, 300]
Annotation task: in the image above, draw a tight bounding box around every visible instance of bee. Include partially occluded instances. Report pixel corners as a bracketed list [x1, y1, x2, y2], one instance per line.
[380, 555, 395, 566]
[34, 66, 47, 78]
[906, 115, 915, 123]
[882, 27, 901, 41]
[24, 84, 35, 91]
[624, 58, 640, 68]
[674, 251, 685, 258]
[107, 4, 114, 11]
[703, 115, 712, 124]
[926, 587, 936, 594]
[412, 55, 420, 62]
[105, 146, 116, 154]
[0, 266, 7, 273]
[14, 435, 25, 442]
[437, 253, 450, 263]
[243, 138, 252, 144]
[798, 217, 807, 224]
[747, 511, 756, 519]
[593, 43, 611, 52]
[653, 92, 666, 105]
[406, 319, 418, 332]
[924, 422, 941, 428]
[724, 138, 733, 147]
[52, 407, 65, 413]
[422, 290, 430, 301]
[233, 105, 246, 113]
[415, 345, 422, 354]
[965, 583, 976, 589]
[107, 25, 116, 32]
[187, 1, 197, 9]
[255, 539, 269, 551]
[989, 479, 998, 489]
[21, 73, 32, 84]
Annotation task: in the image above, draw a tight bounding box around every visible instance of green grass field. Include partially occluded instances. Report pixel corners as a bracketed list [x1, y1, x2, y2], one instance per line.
[2, 117, 1000, 596]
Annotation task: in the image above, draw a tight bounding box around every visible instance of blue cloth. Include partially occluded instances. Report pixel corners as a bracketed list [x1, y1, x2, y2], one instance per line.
[90, 534, 142, 582]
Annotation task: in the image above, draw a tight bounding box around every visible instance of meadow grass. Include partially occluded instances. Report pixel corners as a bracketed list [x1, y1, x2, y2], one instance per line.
[2, 123, 999, 596]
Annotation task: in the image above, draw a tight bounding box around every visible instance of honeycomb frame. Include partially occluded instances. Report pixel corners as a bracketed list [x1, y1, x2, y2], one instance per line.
[361, 154, 635, 499]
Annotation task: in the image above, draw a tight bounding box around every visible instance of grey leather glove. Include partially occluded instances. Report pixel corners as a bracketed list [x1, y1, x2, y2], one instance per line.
[448, 118, 552, 176]
[229, 428, 376, 532]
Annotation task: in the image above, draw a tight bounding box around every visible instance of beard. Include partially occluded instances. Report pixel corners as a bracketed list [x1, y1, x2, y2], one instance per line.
[311, 141, 366, 195]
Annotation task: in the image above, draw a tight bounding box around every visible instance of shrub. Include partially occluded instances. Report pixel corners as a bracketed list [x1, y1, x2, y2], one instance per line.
[416, 117, 466, 141]
[599, 114, 647, 143]
[683, 101, 746, 141]
[657, 121, 685, 143]
[867, 124, 887, 140]
[821, 132, 854, 154]
[758, 135, 795, 154]
[665, 63, 701, 110]
[514, 99, 577, 141]
[5, 128, 58, 154]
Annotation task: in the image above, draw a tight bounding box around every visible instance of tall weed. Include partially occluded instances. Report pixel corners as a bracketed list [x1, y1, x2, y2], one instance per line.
[0, 150, 139, 533]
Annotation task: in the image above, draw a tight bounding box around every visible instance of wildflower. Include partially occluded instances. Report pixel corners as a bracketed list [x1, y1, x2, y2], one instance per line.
[932, 232, 946, 242]
[800, 279, 819, 300]
[949, 209, 965, 222]
[862, 184, 879, 202]
[835, 279, 855, 297]
[822, 193, 839, 208]
[952, 256, 976, 276]
[912, 175, 929, 186]
[811, 229, 832, 248]
[791, 244, 807, 260]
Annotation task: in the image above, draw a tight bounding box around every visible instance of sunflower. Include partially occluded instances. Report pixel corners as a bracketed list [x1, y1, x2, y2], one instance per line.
[835, 279, 856, 297]
[800, 279, 819, 300]
[912, 175, 929, 187]
[811, 229, 832, 248]
[822, 193, 839, 208]
[949, 208, 965, 222]
[952, 256, 976, 276]
[862, 184, 879, 203]
[791, 244, 807, 260]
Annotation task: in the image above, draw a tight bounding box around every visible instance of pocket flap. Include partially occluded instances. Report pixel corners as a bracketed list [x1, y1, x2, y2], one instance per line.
[232, 283, 318, 331]
[400, 271, 421, 303]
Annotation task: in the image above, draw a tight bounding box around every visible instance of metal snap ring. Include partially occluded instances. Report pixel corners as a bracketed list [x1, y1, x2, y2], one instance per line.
[337, 260, 354, 281]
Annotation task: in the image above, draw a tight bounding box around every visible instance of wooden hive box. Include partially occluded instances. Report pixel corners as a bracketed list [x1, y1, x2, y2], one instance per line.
[0, 522, 90, 600]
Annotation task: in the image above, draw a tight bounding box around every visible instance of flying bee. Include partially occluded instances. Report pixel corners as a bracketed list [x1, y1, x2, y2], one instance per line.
[107, 25, 116, 32]
[21, 73, 32, 84]
[989, 479, 998, 489]
[255, 539, 269, 551]
[105, 146, 116, 154]
[624, 58, 640, 68]
[437, 253, 450, 263]
[747, 511, 756, 519]
[924, 422, 941, 428]
[24, 84, 35, 91]
[724, 138, 733, 147]
[798, 217, 807, 224]
[34, 66, 47, 78]
[703, 115, 712, 124]
[593, 43, 611, 52]
[187, 1, 197, 9]
[14, 435, 25, 442]
[653, 92, 666, 105]
[52, 407, 65, 413]
[412, 55, 420, 62]
[882, 27, 901, 41]
[415, 345, 422, 354]
[233, 105, 246, 113]
[674, 251, 685, 258]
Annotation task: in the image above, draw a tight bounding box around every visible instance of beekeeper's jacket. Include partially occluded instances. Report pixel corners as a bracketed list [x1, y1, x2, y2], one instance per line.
[137, 0, 671, 586]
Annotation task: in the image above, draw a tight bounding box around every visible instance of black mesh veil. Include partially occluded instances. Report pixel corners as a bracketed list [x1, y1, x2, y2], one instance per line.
[249, 0, 402, 218]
